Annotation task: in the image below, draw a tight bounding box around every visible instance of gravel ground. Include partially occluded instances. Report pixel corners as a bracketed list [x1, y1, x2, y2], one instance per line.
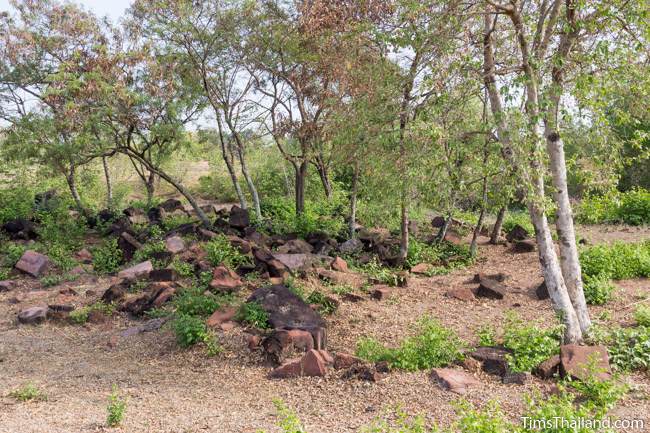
[0, 225, 648, 433]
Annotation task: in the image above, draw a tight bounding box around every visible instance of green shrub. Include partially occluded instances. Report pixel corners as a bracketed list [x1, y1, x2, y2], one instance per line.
[205, 234, 250, 269]
[261, 194, 347, 238]
[69, 302, 116, 325]
[160, 214, 195, 232]
[173, 287, 230, 318]
[406, 239, 474, 272]
[601, 326, 650, 371]
[272, 399, 307, 433]
[170, 257, 195, 278]
[305, 290, 338, 315]
[361, 407, 439, 433]
[522, 391, 603, 433]
[236, 301, 270, 329]
[8, 383, 47, 402]
[132, 240, 167, 266]
[502, 211, 534, 236]
[172, 314, 211, 347]
[634, 304, 650, 327]
[580, 241, 650, 280]
[3, 243, 27, 267]
[476, 325, 497, 347]
[352, 258, 401, 286]
[92, 239, 123, 274]
[502, 313, 562, 373]
[576, 188, 650, 226]
[106, 385, 127, 427]
[40, 273, 77, 288]
[356, 316, 465, 371]
[453, 400, 512, 433]
[582, 273, 617, 305]
[563, 365, 627, 414]
[0, 267, 9, 280]
[0, 187, 34, 225]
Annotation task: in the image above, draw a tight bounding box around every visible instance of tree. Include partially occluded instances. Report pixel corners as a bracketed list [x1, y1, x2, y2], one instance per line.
[0, 0, 113, 216]
[131, 0, 263, 219]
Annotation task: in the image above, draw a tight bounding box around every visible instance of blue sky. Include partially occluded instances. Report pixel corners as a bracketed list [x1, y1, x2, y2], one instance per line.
[0, 0, 133, 21]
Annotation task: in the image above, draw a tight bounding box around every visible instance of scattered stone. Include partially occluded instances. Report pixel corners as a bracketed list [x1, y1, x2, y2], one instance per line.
[375, 360, 391, 373]
[512, 240, 536, 253]
[2, 218, 38, 240]
[473, 272, 508, 283]
[462, 357, 482, 373]
[430, 368, 480, 395]
[341, 364, 382, 382]
[165, 236, 186, 254]
[469, 346, 511, 376]
[229, 205, 250, 229]
[197, 227, 218, 240]
[371, 285, 391, 300]
[207, 306, 238, 328]
[476, 278, 507, 300]
[502, 371, 531, 385]
[228, 236, 252, 254]
[159, 198, 184, 212]
[331, 256, 348, 273]
[118, 232, 142, 262]
[0, 280, 15, 292]
[248, 285, 326, 348]
[272, 253, 319, 272]
[266, 259, 290, 279]
[431, 216, 446, 228]
[15, 250, 49, 277]
[535, 354, 560, 379]
[411, 263, 432, 275]
[148, 268, 178, 282]
[150, 283, 176, 308]
[119, 317, 168, 338]
[445, 288, 475, 302]
[334, 352, 365, 370]
[560, 344, 611, 381]
[358, 227, 390, 244]
[269, 349, 330, 378]
[341, 292, 364, 303]
[535, 281, 549, 300]
[246, 334, 261, 351]
[75, 248, 93, 264]
[209, 266, 243, 293]
[276, 239, 313, 254]
[118, 260, 153, 280]
[338, 238, 363, 254]
[123, 206, 148, 225]
[17, 305, 48, 324]
[317, 268, 357, 287]
[506, 224, 529, 242]
[268, 357, 302, 379]
[102, 282, 127, 304]
[262, 329, 315, 365]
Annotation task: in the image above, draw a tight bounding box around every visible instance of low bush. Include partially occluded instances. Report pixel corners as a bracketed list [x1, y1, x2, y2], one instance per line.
[132, 240, 167, 266]
[260, 194, 347, 238]
[169, 257, 195, 278]
[576, 188, 650, 226]
[580, 241, 650, 281]
[452, 400, 511, 433]
[92, 239, 123, 274]
[361, 407, 438, 433]
[582, 273, 617, 305]
[563, 366, 627, 414]
[172, 314, 211, 347]
[0, 187, 34, 226]
[3, 243, 27, 268]
[205, 234, 250, 269]
[406, 240, 474, 274]
[173, 287, 231, 318]
[305, 290, 338, 315]
[502, 312, 562, 373]
[356, 316, 465, 371]
[634, 304, 650, 327]
[69, 302, 115, 324]
[271, 399, 307, 433]
[597, 326, 650, 372]
[502, 210, 534, 236]
[8, 383, 47, 402]
[106, 385, 127, 427]
[236, 301, 270, 329]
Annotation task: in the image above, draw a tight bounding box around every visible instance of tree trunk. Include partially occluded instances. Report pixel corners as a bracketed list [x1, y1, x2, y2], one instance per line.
[145, 170, 156, 208]
[235, 140, 261, 220]
[316, 159, 333, 199]
[546, 130, 591, 334]
[398, 197, 409, 262]
[102, 156, 113, 210]
[221, 139, 247, 210]
[65, 164, 88, 217]
[349, 160, 359, 239]
[529, 200, 583, 344]
[490, 205, 506, 244]
[436, 214, 453, 243]
[295, 161, 308, 215]
[123, 150, 212, 227]
[471, 176, 489, 256]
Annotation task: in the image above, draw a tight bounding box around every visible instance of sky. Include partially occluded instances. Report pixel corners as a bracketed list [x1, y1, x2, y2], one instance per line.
[0, 0, 133, 21]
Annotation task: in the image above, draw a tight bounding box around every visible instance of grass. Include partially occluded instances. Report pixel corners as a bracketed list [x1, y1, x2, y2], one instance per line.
[69, 301, 116, 324]
[356, 316, 465, 371]
[8, 383, 47, 402]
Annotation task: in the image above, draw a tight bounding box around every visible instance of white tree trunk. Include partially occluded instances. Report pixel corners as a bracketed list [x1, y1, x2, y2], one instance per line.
[546, 130, 591, 333]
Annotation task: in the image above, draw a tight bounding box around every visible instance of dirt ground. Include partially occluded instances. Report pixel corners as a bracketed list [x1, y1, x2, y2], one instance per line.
[0, 225, 649, 433]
